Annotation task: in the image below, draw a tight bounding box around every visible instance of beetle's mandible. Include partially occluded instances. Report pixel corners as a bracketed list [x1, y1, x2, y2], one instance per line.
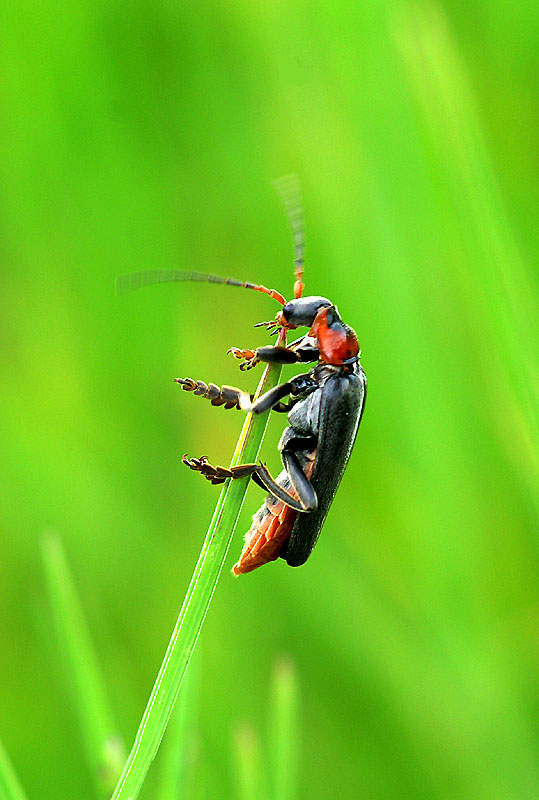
[117, 175, 366, 574]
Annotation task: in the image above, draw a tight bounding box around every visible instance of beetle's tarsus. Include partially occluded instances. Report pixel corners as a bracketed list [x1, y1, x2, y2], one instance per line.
[175, 377, 251, 409]
[182, 454, 259, 485]
[228, 347, 260, 371]
[227, 347, 260, 372]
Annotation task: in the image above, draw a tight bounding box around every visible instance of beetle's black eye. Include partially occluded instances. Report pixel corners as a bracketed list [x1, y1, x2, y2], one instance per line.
[282, 302, 294, 322]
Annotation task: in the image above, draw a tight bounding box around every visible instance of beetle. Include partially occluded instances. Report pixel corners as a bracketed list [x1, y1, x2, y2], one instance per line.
[117, 175, 366, 574]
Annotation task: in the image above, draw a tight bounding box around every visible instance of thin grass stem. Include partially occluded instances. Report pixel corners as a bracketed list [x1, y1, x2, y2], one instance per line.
[111, 358, 283, 800]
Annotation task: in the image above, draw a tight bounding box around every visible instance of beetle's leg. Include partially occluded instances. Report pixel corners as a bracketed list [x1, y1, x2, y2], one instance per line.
[240, 381, 295, 413]
[253, 319, 283, 336]
[182, 454, 307, 511]
[175, 377, 292, 415]
[273, 401, 292, 413]
[240, 372, 318, 413]
[252, 462, 314, 511]
[254, 345, 317, 364]
[251, 441, 317, 511]
[227, 348, 260, 370]
[281, 449, 318, 511]
[174, 377, 252, 410]
[228, 344, 319, 371]
[182, 455, 260, 484]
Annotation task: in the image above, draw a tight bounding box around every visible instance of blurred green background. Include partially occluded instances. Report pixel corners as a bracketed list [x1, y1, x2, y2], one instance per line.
[1, 1, 538, 798]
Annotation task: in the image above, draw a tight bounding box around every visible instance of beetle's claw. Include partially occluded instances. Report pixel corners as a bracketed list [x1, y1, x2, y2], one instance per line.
[240, 358, 259, 371]
[183, 454, 209, 470]
[228, 347, 259, 371]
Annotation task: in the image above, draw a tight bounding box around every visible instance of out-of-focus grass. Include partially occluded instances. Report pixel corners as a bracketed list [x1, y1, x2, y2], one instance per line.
[268, 657, 299, 800]
[41, 532, 125, 796]
[0, 1, 537, 798]
[0, 738, 29, 800]
[232, 722, 266, 800]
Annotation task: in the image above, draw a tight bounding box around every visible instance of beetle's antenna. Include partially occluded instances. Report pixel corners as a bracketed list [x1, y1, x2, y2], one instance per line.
[273, 174, 305, 299]
[115, 270, 286, 305]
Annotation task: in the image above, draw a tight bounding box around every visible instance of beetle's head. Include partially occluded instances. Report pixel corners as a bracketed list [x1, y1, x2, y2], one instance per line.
[309, 305, 359, 366]
[275, 296, 333, 329]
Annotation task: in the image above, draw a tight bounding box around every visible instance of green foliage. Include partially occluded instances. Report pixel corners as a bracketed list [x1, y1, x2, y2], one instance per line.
[0, 1, 537, 798]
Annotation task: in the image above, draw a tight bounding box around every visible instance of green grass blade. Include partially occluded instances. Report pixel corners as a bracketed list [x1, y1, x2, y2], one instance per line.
[268, 657, 299, 800]
[157, 651, 199, 800]
[111, 359, 283, 800]
[0, 738, 29, 800]
[41, 533, 125, 797]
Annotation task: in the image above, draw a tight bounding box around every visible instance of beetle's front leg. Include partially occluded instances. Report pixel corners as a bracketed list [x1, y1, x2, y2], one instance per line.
[227, 347, 260, 371]
[228, 344, 319, 371]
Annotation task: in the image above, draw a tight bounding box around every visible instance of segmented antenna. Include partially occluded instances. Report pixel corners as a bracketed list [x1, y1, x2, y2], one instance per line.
[273, 174, 305, 299]
[115, 269, 286, 305]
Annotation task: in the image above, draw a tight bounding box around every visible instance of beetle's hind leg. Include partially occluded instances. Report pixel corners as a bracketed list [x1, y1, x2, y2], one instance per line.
[281, 449, 317, 511]
[182, 455, 259, 485]
[182, 454, 315, 512]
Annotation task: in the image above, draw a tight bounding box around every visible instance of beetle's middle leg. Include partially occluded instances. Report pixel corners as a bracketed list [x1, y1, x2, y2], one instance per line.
[175, 377, 251, 409]
[175, 377, 290, 413]
[238, 372, 318, 414]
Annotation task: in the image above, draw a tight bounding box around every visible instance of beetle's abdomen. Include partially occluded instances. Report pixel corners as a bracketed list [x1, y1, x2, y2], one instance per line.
[233, 452, 316, 575]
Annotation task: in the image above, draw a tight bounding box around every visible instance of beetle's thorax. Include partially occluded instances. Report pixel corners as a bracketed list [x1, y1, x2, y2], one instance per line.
[310, 307, 359, 366]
